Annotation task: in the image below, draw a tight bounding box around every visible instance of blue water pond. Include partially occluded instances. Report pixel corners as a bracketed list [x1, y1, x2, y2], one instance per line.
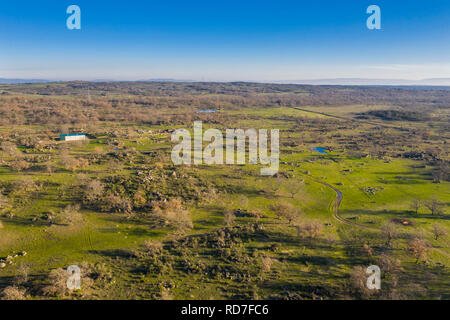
[198, 110, 217, 113]
[311, 147, 328, 154]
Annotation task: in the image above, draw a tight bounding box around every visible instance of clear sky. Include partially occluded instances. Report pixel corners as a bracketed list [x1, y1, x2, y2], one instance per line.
[0, 0, 449, 81]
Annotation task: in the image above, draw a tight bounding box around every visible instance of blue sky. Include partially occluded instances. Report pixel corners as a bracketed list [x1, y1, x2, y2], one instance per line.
[0, 0, 449, 81]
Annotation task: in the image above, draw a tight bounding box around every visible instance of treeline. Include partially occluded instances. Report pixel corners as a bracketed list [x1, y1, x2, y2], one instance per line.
[358, 110, 431, 121]
[1, 81, 449, 114]
[1, 82, 449, 126]
[0, 95, 235, 126]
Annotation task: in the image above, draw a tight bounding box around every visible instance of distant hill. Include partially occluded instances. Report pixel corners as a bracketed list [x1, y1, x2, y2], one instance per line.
[1, 78, 449, 86]
[273, 78, 450, 86]
[0, 78, 54, 84]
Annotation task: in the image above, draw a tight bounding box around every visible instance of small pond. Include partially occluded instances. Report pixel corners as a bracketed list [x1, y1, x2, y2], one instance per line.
[198, 110, 217, 113]
[311, 147, 328, 154]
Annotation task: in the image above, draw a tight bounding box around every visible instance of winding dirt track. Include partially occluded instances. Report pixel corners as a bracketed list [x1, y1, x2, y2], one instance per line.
[301, 174, 374, 230]
[302, 174, 450, 259]
[306, 176, 450, 258]
[291, 106, 449, 258]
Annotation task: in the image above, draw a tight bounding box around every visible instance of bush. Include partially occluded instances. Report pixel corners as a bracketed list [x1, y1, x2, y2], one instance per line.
[0, 192, 9, 211]
[406, 238, 429, 263]
[271, 202, 301, 225]
[141, 240, 164, 257]
[381, 222, 399, 247]
[81, 179, 104, 207]
[261, 256, 274, 273]
[14, 263, 30, 285]
[153, 199, 193, 233]
[431, 224, 447, 240]
[1, 286, 28, 300]
[42, 268, 69, 297]
[102, 193, 132, 213]
[159, 288, 173, 300]
[425, 199, 444, 215]
[54, 204, 82, 225]
[295, 221, 323, 240]
[223, 210, 235, 227]
[349, 266, 373, 299]
[10, 159, 30, 172]
[377, 254, 402, 275]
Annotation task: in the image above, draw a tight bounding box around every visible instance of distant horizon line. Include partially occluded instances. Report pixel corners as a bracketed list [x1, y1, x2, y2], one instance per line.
[1, 77, 450, 86]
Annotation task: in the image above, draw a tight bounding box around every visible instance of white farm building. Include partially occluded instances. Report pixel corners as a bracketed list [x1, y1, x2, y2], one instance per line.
[60, 133, 88, 142]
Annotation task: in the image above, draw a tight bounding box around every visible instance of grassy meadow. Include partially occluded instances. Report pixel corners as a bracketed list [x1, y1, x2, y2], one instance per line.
[0, 82, 448, 300]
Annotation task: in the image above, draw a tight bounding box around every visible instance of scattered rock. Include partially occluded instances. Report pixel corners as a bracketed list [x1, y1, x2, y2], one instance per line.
[391, 218, 415, 227]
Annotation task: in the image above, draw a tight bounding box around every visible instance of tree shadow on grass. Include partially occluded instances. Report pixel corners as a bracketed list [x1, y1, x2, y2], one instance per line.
[259, 280, 341, 299]
[284, 254, 353, 267]
[341, 209, 450, 221]
[2, 216, 50, 228]
[97, 226, 161, 238]
[87, 248, 136, 259]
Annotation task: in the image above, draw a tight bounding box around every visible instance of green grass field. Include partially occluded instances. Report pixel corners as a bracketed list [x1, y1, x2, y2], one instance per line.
[0, 85, 449, 300]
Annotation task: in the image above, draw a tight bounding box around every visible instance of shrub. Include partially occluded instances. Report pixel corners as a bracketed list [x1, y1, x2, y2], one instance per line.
[102, 192, 132, 213]
[54, 204, 82, 225]
[81, 179, 104, 207]
[406, 238, 430, 263]
[141, 240, 164, 257]
[271, 202, 301, 225]
[349, 266, 373, 299]
[0, 141, 21, 156]
[295, 221, 323, 240]
[14, 263, 30, 285]
[10, 159, 30, 172]
[377, 254, 402, 275]
[79, 262, 112, 283]
[159, 288, 173, 300]
[42, 268, 69, 297]
[425, 199, 444, 215]
[0, 286, 27, 300]
[431, 224, 447, 240]
[223, 210, 235, 227]
[0, 192, 9, 211]
[261, 256, 274, 273]
[153, 199, 193, 233]
[381, 222, 399, 247]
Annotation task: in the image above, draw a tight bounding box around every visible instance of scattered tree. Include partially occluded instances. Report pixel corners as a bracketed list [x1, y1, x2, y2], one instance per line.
[295, 221, 323, 240]
[377, 254, 402, 275]
[42, 268, 70, 297]
[381, 222, 399, 247]
[14, 263, 30, 285]
[223, 210, 235, 227]
[261, 256, 274, 273]
[0, 192, 10, 211]
[0, 286, 27, 300]
[271, 202, 301, 225]
[406, 238, 429, 263]
[349, 266, 373, 299]
[153, 199, 193, 234]
[425, 199, 444, 215]
[410, 199, 422, 214]
[54, 204, 82, 226]
[431, 224, 447, 241]
[10, 159, 30, 172]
